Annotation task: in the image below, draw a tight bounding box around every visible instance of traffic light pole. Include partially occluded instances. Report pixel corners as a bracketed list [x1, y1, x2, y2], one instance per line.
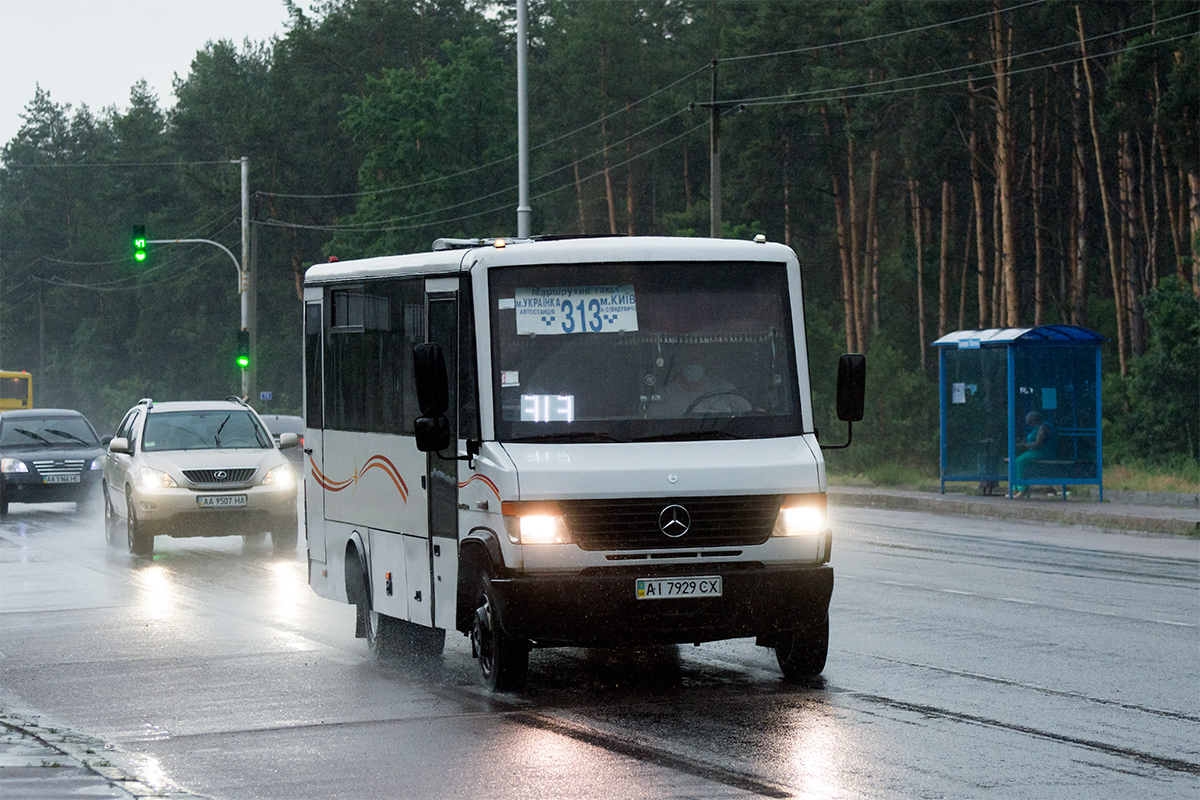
[146, 236, 248, 395]
[141, 156, 252, 399]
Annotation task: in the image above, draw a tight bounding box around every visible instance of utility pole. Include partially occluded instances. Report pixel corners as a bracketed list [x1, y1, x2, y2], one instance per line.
[693, 62, 741, 238]
[709, 60, 721, 238]
[516, 0, 531, 238]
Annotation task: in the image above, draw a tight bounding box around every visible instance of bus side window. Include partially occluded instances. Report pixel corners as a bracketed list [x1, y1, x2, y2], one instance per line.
[305, 302, 322, 430]
[458, 281, 479, 441]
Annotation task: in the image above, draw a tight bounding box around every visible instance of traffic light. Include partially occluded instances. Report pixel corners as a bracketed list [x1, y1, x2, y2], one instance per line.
[236, 329, 250, 370]
[132, 225, 147, 263]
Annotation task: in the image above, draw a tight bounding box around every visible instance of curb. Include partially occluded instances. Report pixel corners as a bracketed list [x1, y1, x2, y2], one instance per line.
[827, 487, 1200, 537]
[0, 711, 202, 799]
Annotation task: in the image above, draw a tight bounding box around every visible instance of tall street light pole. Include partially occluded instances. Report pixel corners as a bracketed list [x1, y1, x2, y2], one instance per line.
[516, 0, 531, 238]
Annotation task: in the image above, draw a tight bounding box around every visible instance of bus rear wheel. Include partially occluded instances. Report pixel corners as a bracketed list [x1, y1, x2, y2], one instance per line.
[471, 573, 528, 692]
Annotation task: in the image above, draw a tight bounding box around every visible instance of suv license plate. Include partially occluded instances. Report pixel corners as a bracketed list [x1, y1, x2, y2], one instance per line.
[42, 475, 80, 484]
[636, 576, 722, 600]
[198, 495, 247, 508]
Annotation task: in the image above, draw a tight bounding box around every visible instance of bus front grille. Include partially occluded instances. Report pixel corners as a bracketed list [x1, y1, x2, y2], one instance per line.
[561, 495, 781, 551]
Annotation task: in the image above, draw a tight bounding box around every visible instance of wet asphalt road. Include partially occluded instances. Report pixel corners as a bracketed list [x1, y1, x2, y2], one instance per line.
[1, 500, 1197, 799]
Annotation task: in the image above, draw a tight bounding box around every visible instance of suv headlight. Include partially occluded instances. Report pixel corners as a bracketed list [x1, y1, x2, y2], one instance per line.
[501, 501, 570, 544]
[773, 494, 826, 536]
[262, 463, 295, 489]
[1, 458, 29, 474]
[138, 467, 177, 490]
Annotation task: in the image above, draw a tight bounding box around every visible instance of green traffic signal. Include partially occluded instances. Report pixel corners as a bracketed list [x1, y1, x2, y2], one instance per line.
[237, 329, 250, 370]
[133, 225, 147, 262]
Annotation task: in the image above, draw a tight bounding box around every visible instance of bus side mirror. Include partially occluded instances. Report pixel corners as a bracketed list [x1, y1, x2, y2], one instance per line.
[836, 353, 866, 422]
[413, 342, 449, 416]
[414, 415, 452, 453]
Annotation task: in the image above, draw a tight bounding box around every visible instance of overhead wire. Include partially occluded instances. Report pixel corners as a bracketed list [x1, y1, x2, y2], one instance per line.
[716, 0, 1049, 64]
[735, 30, 1198, 109]
[728, 8, 1200, 108]
[263, 14, 1190, 236]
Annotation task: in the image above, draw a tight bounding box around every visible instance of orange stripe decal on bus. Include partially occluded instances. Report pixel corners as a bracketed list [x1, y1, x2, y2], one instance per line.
[309, 454, 409, 502]
[458, 473, 500, 501]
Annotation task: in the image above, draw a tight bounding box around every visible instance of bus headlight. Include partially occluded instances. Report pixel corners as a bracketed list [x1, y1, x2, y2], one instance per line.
[501, 501, 570, 544]
[773, 494, 826, 536]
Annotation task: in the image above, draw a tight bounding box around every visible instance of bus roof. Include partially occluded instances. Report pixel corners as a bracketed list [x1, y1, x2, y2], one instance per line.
[303, 236, 796, 286]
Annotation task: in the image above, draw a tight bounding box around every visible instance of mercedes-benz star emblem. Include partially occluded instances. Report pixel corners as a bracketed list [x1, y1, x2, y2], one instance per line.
[658, 504, 691, 538]
[214, 470, 228, 481]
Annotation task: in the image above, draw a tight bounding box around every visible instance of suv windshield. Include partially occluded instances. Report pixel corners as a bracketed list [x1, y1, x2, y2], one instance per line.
[489, 260, 801, 443]
[0, 415, 100, 448]
[142, 410, 272, 452]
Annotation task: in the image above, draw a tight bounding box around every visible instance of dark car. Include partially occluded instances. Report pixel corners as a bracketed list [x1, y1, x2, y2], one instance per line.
[0, 408, 106, 515]
[258, 414, 305, 469]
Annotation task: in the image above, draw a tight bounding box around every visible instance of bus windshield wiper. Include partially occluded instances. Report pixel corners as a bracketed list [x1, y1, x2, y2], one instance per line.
[509, 432, 625, 444]
[633, 430, 740, 442]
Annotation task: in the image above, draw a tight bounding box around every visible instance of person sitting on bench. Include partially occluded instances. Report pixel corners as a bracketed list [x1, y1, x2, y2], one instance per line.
[1013, 411, 1055, 498]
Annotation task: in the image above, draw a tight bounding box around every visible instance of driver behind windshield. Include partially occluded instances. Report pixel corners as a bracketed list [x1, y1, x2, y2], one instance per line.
[650, 357, 752, 417]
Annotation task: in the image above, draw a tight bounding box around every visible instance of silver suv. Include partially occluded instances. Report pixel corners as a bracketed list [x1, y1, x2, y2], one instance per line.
[102, 398, 300, 556]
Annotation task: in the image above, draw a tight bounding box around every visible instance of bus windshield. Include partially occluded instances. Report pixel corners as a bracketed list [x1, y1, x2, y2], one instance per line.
[488, 261, 802, 443]
[0, 371, 32, 411]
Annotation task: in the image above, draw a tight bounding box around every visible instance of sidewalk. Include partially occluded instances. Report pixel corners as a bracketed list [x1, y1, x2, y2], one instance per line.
[829, 484, 1200, 537]
[0, 710, 198, 799]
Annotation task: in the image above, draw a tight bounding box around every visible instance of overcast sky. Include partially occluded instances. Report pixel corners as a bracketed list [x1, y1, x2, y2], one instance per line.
[0, 0, 313, 147]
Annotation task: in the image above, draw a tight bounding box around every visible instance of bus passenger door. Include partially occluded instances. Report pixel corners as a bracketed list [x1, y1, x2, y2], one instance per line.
[303, 291, 326, 565]
[425, 282, 461, 631]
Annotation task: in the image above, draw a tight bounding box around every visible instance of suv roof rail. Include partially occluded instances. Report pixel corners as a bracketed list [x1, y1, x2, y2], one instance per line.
[225, 395, 250, 407]
[136, 398, 154, 408]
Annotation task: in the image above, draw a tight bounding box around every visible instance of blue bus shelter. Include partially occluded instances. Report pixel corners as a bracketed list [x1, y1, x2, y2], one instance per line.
[932, 325, 1105, 500]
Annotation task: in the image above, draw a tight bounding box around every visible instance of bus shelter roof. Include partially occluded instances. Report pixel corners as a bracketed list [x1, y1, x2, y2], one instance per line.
[932, 325, 1106, 348]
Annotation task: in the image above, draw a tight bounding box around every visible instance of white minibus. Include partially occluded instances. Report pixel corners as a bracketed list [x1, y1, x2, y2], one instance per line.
[303, 235, 864, 690]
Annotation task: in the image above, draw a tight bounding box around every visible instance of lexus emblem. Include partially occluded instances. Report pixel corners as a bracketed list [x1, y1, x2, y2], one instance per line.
[214, 470, 228, 481]
[659, 504, 691, 538]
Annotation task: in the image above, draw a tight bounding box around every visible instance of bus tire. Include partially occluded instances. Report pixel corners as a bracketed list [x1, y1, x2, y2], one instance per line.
[774, 613, 829, 679]
[126, 487, 154, 557]
[471, 573, 528, 692]
[368, 611, 445, 661]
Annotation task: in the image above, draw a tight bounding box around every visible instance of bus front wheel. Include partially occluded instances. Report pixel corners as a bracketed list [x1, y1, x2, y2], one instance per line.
[774, 613, 829, 679]
[471, 573, 528, 692]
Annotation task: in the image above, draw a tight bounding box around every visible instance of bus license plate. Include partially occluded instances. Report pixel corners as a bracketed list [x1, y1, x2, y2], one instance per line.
[198, 495, 247, 508]
[636, 576, 722, 600]
[42, 475, 80, 484]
